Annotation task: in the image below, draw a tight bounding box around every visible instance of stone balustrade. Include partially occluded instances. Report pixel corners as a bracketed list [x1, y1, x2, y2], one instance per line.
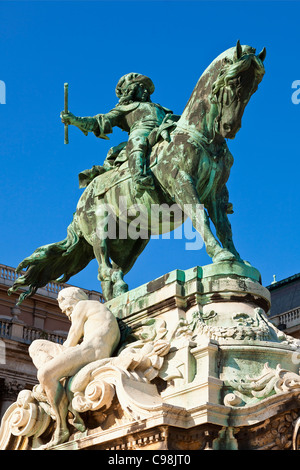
[270, 306, 300, 332]
[0, 263, 103, 346]
[0, 263, 103, 301]
[1, 264, 75, 299]
[0, 318, 66, 345]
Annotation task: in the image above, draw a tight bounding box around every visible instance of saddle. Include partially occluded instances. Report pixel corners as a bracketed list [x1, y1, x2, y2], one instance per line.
[78, 114, 180, 189]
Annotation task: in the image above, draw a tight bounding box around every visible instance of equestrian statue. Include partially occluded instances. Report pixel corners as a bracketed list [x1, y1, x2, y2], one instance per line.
[8, 41, 266, 304]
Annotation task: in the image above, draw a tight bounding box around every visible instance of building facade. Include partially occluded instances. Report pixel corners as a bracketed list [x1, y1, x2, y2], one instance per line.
[267, 273, 300, 338]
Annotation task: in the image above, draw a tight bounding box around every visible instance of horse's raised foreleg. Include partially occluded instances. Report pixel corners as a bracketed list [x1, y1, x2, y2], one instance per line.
[172, 170, 236, 262]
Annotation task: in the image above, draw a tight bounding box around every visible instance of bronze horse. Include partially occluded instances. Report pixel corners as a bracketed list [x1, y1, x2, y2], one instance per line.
[9, 42, 266, 304]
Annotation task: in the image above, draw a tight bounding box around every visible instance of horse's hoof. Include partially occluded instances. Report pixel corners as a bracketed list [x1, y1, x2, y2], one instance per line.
[113, 281, 128, 298]
[212, 249, 236, 264]
[100, 280, 113, 302]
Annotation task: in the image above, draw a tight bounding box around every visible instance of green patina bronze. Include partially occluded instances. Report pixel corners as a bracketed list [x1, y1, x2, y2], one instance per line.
[9, 41, 266, 304]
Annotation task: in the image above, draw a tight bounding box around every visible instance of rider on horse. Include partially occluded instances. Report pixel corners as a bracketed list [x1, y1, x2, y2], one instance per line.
[61, 73, 177, 194]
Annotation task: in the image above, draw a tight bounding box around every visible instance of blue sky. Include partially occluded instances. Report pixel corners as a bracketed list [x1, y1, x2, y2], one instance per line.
[1, 0, 299, 295]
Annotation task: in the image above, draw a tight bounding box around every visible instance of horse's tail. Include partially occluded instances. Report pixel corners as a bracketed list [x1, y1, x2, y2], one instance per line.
[8, 216, 95, 305]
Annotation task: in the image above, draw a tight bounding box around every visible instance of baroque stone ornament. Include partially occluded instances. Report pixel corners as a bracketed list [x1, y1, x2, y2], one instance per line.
[8, 41, 266, 304]
[225, 363, 300, 406]
[70, 339, 172, 418]
[0, 389, 51, 450]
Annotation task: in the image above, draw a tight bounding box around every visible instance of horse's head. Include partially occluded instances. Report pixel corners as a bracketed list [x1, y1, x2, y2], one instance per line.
[210, 41, 266, 139]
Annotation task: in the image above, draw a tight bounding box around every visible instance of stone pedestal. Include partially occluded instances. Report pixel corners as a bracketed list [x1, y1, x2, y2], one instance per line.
[2, 261, 300, 451]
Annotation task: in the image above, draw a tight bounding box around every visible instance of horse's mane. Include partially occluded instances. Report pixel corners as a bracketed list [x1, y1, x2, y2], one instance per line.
[210, 51, 265, 101]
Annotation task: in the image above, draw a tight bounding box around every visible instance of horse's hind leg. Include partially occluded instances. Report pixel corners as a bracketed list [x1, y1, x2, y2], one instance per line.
[92, 210, 150, 300]
[109, 237, 150, 298]
[92, 234, 128, 301]
[111, 263, 128, 297]
[92, 234, 114, 300]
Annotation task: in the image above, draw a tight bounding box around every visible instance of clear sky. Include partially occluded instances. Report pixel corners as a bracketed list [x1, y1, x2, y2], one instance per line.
[1, 0, 299, 295]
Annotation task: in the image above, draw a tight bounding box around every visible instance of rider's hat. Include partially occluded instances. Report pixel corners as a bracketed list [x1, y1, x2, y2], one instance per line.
[115, 73, 155, 98]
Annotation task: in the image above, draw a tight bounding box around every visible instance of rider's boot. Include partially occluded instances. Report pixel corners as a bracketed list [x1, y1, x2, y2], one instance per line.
[129, 149, 155, 195]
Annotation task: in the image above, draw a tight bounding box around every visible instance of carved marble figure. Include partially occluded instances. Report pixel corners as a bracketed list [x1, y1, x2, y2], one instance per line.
[0, 287, 173, 449]
[28, 287, 120, 448]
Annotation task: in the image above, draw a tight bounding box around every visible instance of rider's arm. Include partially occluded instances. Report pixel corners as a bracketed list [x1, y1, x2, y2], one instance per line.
[93, 109, 123, 138]
[61, 107, 124, 139]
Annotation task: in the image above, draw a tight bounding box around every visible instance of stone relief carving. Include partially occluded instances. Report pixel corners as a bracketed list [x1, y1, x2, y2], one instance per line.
[225, 363, 300, 406]
[240, 409, 300, 450]
[192, 308, 273, 342]
[70, 338, 171, 417]
[174, 307, 300, 348]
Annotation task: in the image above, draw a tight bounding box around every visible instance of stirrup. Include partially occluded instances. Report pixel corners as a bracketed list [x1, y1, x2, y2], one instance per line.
[135, 175, 155, 191]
